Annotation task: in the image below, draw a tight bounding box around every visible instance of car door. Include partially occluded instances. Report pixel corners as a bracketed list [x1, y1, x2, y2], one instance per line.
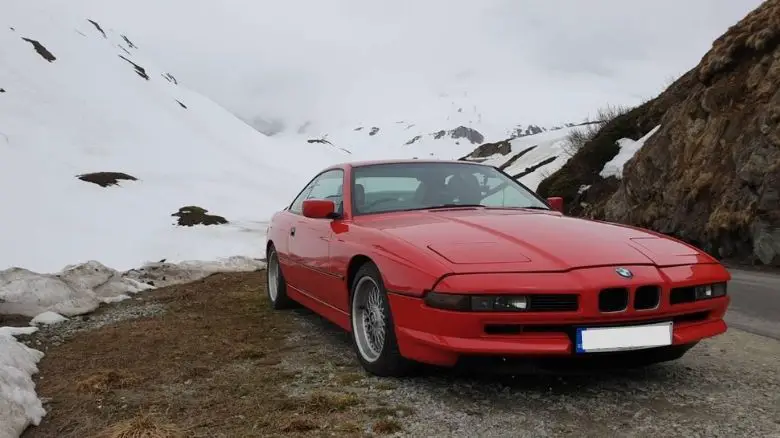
[288, 169, 345, 303]
[273, 175, 319, 291]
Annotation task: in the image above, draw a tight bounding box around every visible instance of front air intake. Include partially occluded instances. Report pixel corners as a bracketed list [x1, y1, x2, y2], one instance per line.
[598, 288, 629, 312]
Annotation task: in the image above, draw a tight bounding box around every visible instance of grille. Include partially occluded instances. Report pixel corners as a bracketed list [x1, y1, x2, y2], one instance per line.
[527, 294, 579, 312]
[599, 287, 629, 312]
[634, 285, 661, 310]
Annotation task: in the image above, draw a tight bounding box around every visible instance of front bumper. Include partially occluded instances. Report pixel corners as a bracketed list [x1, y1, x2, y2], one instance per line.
[388, 264, 731, 367]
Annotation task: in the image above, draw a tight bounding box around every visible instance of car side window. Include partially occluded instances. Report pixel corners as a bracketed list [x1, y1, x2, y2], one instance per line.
[289, 169, 344, 215]
[289, 181, 316, 215]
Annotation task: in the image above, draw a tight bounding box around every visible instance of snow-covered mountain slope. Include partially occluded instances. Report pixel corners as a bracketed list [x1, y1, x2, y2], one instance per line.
[456, 125, 582, 192]
[0, 6, 346, 274]
[287, 92, 561, 162]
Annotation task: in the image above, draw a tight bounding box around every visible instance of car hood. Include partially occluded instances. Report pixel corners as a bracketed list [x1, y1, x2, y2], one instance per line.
[358, 208, 716, 273]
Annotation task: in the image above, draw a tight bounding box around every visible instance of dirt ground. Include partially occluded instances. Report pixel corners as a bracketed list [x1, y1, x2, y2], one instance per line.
[14, 270, 780, 438]
[18, 272, 409, 438]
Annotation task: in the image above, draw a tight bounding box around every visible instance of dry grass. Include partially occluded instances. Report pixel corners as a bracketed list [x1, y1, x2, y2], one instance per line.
[21, 272, 398, 437]
[373, 381, 399, 391]
[334, 371, 365, 386]
[298, 392, 362, 413]
[96, 413, 184, 438]
[365, 405, 416, 418]
[279, 417, 319, 433]
[561, 105, 631, 157]
[75, 369, 137, 394]
[372, 418, 403, 434]
[699, 0, 780, 82]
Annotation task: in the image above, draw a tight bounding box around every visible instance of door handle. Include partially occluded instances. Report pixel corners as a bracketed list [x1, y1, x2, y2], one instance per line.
[290, 226, 296, 237]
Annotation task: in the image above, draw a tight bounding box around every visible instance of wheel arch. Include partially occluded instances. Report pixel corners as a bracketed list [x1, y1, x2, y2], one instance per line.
[346, 254, 374, 294]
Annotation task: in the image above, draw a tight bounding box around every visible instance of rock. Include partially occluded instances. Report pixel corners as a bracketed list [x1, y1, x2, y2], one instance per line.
[171, 205, 228, 226]
[76, 172, 137, 187]
[448, 126, 484, 144]
[538, 0, 780, 266]
[21, 37, 56, 62]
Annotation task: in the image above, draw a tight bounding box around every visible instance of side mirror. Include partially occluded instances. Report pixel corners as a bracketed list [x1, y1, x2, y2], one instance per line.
[547, 196, 564, 213]
[302, 199, 338, 219]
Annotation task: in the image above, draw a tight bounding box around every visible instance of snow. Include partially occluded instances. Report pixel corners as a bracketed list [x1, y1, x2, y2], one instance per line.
[599, 125, 661, 179]
[0, 328, 46, 438]
[69, 0, 763, 141]
[0, 4, 346, 274]
[481, 126, 582, 191]
[280, 94, 516, 162]
[29, 312, 68, 326]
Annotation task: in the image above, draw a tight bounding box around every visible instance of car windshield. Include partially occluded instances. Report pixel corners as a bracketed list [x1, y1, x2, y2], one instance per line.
[351, 162, 549, 215]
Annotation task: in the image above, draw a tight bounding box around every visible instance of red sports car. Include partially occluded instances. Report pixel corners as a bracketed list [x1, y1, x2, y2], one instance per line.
[265, 159, 731, 376]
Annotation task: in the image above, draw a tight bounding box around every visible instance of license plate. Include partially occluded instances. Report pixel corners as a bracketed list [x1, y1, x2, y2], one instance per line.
[575, 321, 673, 353]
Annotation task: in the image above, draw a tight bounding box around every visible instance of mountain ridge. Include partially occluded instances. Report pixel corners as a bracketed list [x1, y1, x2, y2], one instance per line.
[537, 0, 780, 266]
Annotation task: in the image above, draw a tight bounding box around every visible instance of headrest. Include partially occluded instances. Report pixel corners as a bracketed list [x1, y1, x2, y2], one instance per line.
[353, 183, 365, 199]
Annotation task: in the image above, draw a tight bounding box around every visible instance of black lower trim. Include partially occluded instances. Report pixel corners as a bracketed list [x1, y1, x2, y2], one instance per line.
[454, 342, 698, 375]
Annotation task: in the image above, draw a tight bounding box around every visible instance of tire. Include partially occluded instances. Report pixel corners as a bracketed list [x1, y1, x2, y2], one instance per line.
[349, 262, 415, 377]
[266, 246, 296, 310]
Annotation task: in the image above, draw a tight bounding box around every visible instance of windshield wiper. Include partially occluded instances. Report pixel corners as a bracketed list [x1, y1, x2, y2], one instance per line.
[397, 204, 550, 213]
[402, 204, 485, 212]
[517, 206, 550, 210]
[426, 204, 486, 210]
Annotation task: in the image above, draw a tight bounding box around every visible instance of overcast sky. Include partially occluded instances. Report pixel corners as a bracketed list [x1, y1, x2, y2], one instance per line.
[76, 0, 763, 129]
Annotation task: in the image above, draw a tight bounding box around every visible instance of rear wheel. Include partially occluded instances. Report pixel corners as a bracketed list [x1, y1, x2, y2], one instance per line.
[350, 262, 414, 377]
[266, 246, 296, 309]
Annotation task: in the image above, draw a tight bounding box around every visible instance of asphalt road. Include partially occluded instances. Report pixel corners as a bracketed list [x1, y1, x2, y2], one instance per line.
[725, 268, 780, 340]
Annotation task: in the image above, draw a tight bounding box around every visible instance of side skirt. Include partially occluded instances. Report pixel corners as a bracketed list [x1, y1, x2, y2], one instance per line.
[287, 284, 351, 332]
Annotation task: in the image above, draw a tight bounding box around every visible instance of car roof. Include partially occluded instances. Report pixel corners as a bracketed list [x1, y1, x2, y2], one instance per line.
[325, 158, 492, 171]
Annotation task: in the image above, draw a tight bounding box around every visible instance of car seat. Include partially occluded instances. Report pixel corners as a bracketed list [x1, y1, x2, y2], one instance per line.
[413, 178, 447, 207]
[446, 173, 483, 204]
[353, 183, 366, 213]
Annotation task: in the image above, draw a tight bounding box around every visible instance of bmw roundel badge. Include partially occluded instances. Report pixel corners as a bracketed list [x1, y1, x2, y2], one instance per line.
[615, 267, 633, 279]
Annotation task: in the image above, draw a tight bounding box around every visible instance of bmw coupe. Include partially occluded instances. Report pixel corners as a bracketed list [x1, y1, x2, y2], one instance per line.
[265, 159, 731, 376]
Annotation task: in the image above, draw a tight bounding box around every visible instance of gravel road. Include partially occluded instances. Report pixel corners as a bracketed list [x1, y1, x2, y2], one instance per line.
[725, 268, 780, 340]
[294, 306, 780, 437]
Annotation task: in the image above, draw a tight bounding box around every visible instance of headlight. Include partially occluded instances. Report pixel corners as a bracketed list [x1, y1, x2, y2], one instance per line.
[694, 282, 727, 300]
[424, 292, 529, 312]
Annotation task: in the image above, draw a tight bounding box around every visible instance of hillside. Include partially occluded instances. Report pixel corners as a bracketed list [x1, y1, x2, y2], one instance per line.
[0, 4, 347, 273]
[296, 91, 557, 162]
[458, 125, 588, 191]
[537, 0, 780, 267]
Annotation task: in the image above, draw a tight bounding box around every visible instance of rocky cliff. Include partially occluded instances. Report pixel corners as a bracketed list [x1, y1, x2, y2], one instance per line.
[537, 0, 780, 266]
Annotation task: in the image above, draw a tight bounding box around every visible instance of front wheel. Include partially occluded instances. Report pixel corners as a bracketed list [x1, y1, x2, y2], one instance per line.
[349, 262, 414, 377]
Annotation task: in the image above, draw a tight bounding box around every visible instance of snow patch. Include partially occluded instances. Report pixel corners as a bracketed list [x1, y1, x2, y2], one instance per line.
[29, 312, 68, 326]
[600, 125, 661, 179]
[0, 261, 150, 318]
[124, 255, 266, 289]
[481, 125, 581, 191]
[0, 331, 46, 438]
[0, 256, 264, 438]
